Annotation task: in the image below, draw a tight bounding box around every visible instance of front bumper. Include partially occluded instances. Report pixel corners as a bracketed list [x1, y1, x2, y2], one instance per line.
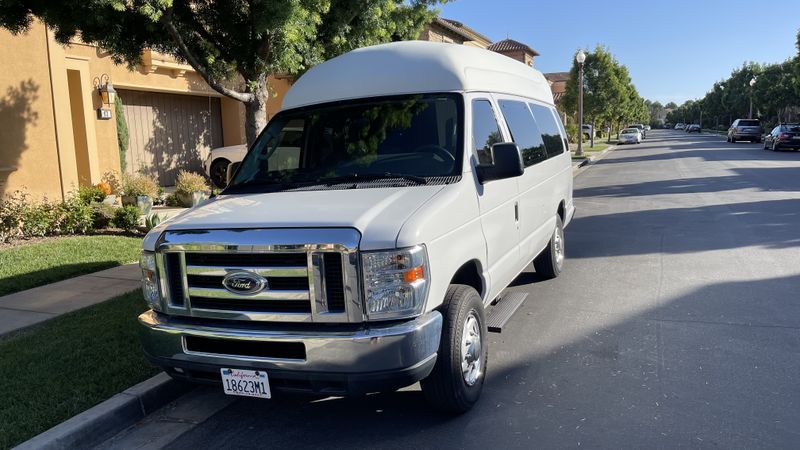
[138, 310, 442, 395]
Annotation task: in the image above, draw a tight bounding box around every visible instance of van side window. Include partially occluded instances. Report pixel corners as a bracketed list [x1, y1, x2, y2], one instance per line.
[471, 100, 503, 165]
[529, 103, 565, 157]
[498, 100, 547, 167]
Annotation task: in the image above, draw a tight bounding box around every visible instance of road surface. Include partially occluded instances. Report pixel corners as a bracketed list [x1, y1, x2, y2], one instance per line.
[115, 130, 800, 449]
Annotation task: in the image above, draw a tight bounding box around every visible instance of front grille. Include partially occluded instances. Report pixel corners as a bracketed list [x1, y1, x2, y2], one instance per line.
[159, 244, 353, 322]
[185, 336, 306, 360]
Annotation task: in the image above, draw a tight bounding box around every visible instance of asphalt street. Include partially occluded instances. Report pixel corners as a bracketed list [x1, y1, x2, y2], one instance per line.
[129, 130, 800, 449]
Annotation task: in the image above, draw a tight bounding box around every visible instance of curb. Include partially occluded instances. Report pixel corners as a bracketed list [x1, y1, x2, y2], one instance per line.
[14, 373, 192, 450]
[572, 144, 617, 176]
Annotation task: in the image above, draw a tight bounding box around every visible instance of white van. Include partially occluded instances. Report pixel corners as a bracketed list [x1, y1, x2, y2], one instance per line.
[139, 41, 574, 412]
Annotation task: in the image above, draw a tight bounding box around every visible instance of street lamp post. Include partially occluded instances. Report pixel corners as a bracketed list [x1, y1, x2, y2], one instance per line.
[576, 50, 586, 157]
[748, 77, 756, 119]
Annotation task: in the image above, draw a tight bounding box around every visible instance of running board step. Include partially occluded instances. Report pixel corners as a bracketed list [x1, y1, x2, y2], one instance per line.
[486, 292, 528, 333]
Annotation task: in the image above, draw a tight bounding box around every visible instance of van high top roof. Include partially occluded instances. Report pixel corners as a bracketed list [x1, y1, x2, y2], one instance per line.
[282, 41, 554, 110]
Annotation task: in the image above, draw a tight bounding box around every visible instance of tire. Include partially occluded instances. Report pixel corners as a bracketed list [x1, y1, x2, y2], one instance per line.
[420, 285, 488, 414]
[730, 136, 736, 143]
[772, 141, 779, 152]
[209, 158, 231, 189]
[533, 215, 565, 279]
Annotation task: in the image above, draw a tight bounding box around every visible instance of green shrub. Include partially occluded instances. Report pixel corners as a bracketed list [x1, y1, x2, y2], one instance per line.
[77, 185, 106, 205]
[0, 191, 27, 242]
[58, 198, 94, 235]
[113, 205, 141, 232]
[90, 203, 116, 229]
[164, 193, 181, 207]
[175, 170, 209, 195]
[21, 201, 59, 238]
[565, 124, 579, 143]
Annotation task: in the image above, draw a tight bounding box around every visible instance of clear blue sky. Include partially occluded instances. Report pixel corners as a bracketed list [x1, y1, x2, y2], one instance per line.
[437, 0, 799, 105]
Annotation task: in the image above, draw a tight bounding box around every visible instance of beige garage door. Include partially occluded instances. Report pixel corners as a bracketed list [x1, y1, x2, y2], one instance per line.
[119, 89, 223, 186]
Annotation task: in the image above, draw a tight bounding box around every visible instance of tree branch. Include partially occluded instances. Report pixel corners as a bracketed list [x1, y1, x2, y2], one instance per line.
[161, 10, 253, 103]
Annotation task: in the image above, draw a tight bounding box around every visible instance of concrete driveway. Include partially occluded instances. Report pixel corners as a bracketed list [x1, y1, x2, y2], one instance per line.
[119, 130, 800, 449]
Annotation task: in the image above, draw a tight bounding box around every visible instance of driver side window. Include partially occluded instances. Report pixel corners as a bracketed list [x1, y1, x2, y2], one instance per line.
[472, 100, 503, 165]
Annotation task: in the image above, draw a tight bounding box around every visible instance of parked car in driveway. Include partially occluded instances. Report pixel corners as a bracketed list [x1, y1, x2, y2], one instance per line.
[674, 123, 685, 130]
[138, 41, 575, 413]
[727, 119, 762, 143]
[204, 128, 303, 188]
[686, 124, 701, 133]
[618, 128, 642, 144]
[763, 124, 800, 151]
[581, 124, 593, 139]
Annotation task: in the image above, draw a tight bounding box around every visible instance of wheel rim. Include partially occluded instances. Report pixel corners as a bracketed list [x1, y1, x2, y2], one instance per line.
[461, 311, 483, 386]
[554, 225, 565, 269]
[211, 163, 227, 188]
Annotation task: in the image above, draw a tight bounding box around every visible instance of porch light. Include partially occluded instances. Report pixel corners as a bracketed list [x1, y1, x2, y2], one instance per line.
[93, 74, 117, 105]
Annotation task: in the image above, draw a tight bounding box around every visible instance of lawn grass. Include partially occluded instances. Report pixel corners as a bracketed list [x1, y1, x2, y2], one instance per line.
[0, 235, 142, 296]
[0, 290, 156, 449]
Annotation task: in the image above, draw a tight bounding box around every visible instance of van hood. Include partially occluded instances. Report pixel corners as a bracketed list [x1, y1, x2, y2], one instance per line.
[144, 185, 446, 251]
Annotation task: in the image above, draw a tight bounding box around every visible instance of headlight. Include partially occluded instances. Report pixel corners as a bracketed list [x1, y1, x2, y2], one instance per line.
[139, 251, 162, 310]
[362, 245, 429, 321]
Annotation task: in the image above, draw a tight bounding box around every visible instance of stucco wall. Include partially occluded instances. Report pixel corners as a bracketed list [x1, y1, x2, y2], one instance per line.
[0, 22, 64, 200]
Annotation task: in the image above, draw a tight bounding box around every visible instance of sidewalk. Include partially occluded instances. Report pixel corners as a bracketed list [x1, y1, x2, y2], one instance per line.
[0, 263, 140, 335]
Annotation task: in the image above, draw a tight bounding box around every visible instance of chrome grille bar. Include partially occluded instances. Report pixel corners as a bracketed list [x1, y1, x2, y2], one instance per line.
[184, 266, 307, 277]
[187, 287, 309, 301]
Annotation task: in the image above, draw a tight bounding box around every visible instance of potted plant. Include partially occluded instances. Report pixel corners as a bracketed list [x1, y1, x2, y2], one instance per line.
[96, 181, 116, 205]
[120, 172, 159, 215]
[175, 170, 210, 207]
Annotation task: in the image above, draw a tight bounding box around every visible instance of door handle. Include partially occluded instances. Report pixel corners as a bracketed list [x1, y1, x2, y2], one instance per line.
[514, 202, 519, 222]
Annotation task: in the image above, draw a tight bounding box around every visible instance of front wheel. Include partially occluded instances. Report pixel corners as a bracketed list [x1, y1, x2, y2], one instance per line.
[421, 285, 488, 414]
[533, 215, 565, 279]
[209, 158, 231, 189]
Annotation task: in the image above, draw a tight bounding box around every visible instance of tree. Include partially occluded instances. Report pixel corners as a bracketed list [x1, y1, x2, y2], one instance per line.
[664, 101, 678, 110]
[562, 45, 628, 145]
[0, 0, 442, 145]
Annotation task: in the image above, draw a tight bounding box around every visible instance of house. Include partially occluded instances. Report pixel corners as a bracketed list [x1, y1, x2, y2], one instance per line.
[419, 18, 492, 49]
[1, 17, 540, 201]
[0, 20, 293, 199]
[543, 72, 570, 105]
[487, 39, 539, 67]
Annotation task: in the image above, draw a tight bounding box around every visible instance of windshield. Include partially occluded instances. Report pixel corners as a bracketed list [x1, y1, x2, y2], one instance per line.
[227, 94, 463, 192]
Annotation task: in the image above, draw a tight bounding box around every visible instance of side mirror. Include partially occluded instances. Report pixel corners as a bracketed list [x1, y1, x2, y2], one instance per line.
[476, 143, 524, 184]
[226, 161, 241, 186]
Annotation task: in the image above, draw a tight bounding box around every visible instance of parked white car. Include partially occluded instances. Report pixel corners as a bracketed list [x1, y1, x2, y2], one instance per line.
[618, 128, 642, 144]
[204, 127, 303, 188]
[139, 41, 574, 412]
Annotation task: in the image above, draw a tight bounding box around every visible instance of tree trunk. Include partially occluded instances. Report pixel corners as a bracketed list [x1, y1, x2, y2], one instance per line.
[244, 87, 268, 147]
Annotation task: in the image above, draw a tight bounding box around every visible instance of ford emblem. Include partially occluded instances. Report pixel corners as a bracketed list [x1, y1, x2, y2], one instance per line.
[222, 271, 268, 295]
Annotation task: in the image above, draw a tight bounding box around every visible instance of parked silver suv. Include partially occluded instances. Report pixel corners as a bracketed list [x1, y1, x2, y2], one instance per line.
[727, 119, 761, 143]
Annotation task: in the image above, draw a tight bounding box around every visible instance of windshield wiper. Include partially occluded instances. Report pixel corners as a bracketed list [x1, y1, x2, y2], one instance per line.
[316, 172, 428, 185]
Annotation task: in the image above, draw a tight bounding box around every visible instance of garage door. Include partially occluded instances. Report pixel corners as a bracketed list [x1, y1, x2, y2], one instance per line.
[118, 89, 223, 186]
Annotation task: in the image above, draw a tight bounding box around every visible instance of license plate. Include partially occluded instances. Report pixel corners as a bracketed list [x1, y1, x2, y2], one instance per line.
[792, 136, 800, 140]
[221, 368, 271, 399]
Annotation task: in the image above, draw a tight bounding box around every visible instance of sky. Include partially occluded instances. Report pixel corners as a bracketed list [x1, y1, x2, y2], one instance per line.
[437, 0, 799, 106]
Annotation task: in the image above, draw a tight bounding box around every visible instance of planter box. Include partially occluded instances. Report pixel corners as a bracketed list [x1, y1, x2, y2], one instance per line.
[122, 195, 153, 214]
[176, 191, 208, 208]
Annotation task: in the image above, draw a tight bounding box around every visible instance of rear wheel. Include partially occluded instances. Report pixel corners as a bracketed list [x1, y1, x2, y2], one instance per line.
[533, 215, 565, 279]
[210, 158, 231, 189]
[772, 141, 779, 152]
[421, 285, 488, 414]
